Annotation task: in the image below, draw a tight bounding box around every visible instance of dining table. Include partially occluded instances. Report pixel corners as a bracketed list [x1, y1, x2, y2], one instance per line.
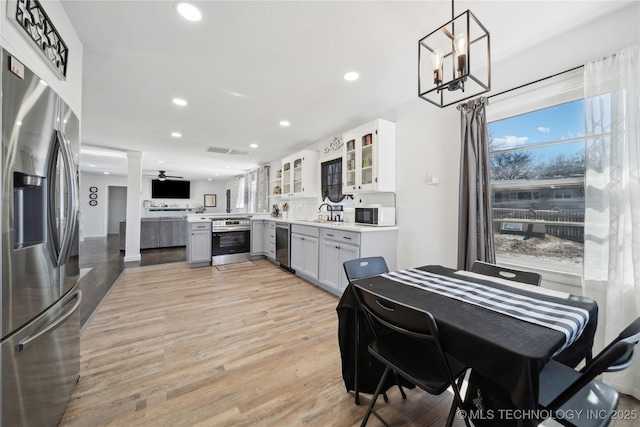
[336, 264, 598, 427]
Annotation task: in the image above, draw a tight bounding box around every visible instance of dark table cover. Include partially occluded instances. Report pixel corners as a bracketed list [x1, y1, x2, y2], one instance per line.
[338, 265, 598, 420]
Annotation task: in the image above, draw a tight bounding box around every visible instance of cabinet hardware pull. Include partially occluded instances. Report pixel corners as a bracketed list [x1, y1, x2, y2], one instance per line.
[343, 236, 352, 240]
[326, 233, 334, 237]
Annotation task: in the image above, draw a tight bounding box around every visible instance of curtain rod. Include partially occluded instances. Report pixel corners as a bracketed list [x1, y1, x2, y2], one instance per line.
[487, 64, 584, 100]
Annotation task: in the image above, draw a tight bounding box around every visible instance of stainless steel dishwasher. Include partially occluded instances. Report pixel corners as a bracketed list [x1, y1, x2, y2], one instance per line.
[275, 223, 292, 271]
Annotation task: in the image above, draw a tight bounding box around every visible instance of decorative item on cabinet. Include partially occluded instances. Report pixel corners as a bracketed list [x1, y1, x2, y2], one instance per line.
[323, 137, 344, 154]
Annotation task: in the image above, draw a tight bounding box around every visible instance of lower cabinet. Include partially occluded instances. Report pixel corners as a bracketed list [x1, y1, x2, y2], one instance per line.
[251, 219, 398, 297]
[251, 220, 265, 255]
[290, 225, 319, 280]
[187, 222, 211, 267]
[319, 230, 360, 294]
[264, 221, 276, 260]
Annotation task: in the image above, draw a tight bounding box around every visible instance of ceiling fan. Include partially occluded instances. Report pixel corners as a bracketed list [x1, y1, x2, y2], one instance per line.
[143, 170, 184, 181]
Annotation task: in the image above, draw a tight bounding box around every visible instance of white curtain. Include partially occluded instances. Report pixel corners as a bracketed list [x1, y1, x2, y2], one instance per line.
[233, 167, 269, 213]
[583, 45, 640, 399]
[235, 176, 245, 209]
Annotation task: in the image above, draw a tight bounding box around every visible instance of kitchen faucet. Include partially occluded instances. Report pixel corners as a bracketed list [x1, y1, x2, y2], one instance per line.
[318, 203, 334, 221]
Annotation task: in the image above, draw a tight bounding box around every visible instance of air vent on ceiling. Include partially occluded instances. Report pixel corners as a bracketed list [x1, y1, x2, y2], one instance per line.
[207, 146, 251, 156]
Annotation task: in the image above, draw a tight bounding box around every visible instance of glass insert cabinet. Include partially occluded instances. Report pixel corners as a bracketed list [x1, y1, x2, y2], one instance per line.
[342, 118, 396, 194]
[280, 150, 318, 199]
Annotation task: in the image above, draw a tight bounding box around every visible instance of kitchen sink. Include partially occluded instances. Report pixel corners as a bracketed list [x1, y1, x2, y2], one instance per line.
[299, 219, 344, 225]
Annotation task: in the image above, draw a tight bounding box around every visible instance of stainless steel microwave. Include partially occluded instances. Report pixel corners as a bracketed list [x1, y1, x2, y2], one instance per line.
[354, 207, 396, 226]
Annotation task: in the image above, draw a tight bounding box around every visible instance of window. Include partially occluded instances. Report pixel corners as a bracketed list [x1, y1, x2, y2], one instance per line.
[320, 157, 345, 203]
[554, 189, 573, 199]
[234, 168, 268, 213]
[488, 99, 586, 267]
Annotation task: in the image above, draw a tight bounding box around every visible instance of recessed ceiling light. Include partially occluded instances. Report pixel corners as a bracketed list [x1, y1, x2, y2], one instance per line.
[207, 178, 212, 181]
[89, 164, 96, 167]
[175, 2, 202, 22]
[171, 132, 182, 138]
[225, 166, 230, 169]
[172, 98, 187, 106]
[279, 121, 290, 127]
[343, 71, 359, 81]
[103, 172, 110, 175]
[158, 160, 165, 163]
[250, 143, 258, 148]
[215, 173, 220, 176]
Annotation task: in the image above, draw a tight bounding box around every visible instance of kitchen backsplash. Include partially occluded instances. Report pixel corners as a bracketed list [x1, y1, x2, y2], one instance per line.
[269, 192, 396, 221]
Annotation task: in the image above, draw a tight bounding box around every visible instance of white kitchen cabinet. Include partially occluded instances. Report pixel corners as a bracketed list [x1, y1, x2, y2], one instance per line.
[290, 225, 319, 280]
[319, 229, 360, 293]
[251, 220, 265, 255]
[187, 222, 212, 267]
[342, 118, 396, 194]
[281, 150, 318, 198]
[264, 221, 276, 260]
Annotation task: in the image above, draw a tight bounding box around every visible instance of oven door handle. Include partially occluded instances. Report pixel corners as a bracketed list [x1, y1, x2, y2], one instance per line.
[212, 226, 251, 232]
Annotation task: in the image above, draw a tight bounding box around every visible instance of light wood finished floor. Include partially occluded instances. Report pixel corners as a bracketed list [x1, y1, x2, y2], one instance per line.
[60, 259, 639, 427]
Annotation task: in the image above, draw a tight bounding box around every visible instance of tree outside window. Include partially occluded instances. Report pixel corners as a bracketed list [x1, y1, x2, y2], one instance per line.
[488, 99, 587, 266]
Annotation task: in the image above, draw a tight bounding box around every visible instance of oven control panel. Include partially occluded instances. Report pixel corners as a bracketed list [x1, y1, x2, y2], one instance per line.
[211, 217, 251, 227]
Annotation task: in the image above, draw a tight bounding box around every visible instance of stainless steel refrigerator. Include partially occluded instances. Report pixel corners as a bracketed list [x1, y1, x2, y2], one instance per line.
[0, 48, 81, 426]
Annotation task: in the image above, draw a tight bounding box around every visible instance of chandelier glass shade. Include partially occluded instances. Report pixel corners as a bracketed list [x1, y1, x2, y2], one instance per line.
[418, 8, 491, 108]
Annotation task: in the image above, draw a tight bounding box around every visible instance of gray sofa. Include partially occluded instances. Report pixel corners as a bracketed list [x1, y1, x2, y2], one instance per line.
[119, 217, 188, 250]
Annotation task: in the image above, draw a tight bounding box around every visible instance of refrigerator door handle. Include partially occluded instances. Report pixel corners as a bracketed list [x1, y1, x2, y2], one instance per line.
[15, 291, 82, 353]
[56, 129, 79, 266]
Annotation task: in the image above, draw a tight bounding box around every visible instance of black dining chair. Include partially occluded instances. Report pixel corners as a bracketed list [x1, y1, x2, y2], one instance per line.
[343, 257, 406, 405]
[592, 316, 640, 373]
[471, 260, 542, 286]
[352, 283, 471, 427]
[537, 316, 640, 427]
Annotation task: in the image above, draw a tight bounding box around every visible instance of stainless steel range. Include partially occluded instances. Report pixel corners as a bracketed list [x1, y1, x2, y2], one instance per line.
[211, 217, 252, 265]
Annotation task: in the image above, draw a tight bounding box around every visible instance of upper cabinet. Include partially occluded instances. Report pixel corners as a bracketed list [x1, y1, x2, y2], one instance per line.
[342, 119, 396, 194]
[282, 150, 318, 198]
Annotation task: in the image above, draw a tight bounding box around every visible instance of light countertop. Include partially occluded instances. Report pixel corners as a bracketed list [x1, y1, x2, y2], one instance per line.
[250, 215, 398, 232]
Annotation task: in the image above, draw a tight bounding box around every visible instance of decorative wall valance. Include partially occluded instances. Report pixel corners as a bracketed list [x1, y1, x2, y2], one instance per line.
[8, 0, 69, 80]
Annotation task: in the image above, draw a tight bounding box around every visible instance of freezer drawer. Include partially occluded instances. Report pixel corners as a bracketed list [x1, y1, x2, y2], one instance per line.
[1, 287, 81, 427]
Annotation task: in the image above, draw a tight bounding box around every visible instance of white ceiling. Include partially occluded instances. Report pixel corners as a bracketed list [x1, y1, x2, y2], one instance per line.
[61, 0, 633, 181]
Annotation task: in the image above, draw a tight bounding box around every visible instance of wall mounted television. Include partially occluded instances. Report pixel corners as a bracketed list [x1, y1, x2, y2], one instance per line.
[151, 179, 191, 199]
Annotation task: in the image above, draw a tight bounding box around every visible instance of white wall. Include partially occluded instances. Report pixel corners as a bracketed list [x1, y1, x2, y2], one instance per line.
[0, 0, 83, 116]
[81, 174, 229, 237]
[395, 102, 459, 269]
[80, 172, 128, 238]
[140, 177, 227, 214]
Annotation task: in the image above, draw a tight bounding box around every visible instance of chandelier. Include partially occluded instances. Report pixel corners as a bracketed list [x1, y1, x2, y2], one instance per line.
[418, 0, 491, 108]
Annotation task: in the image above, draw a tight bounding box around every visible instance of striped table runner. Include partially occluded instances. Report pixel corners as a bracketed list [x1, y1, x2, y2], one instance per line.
[382, 268, 589, 354]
